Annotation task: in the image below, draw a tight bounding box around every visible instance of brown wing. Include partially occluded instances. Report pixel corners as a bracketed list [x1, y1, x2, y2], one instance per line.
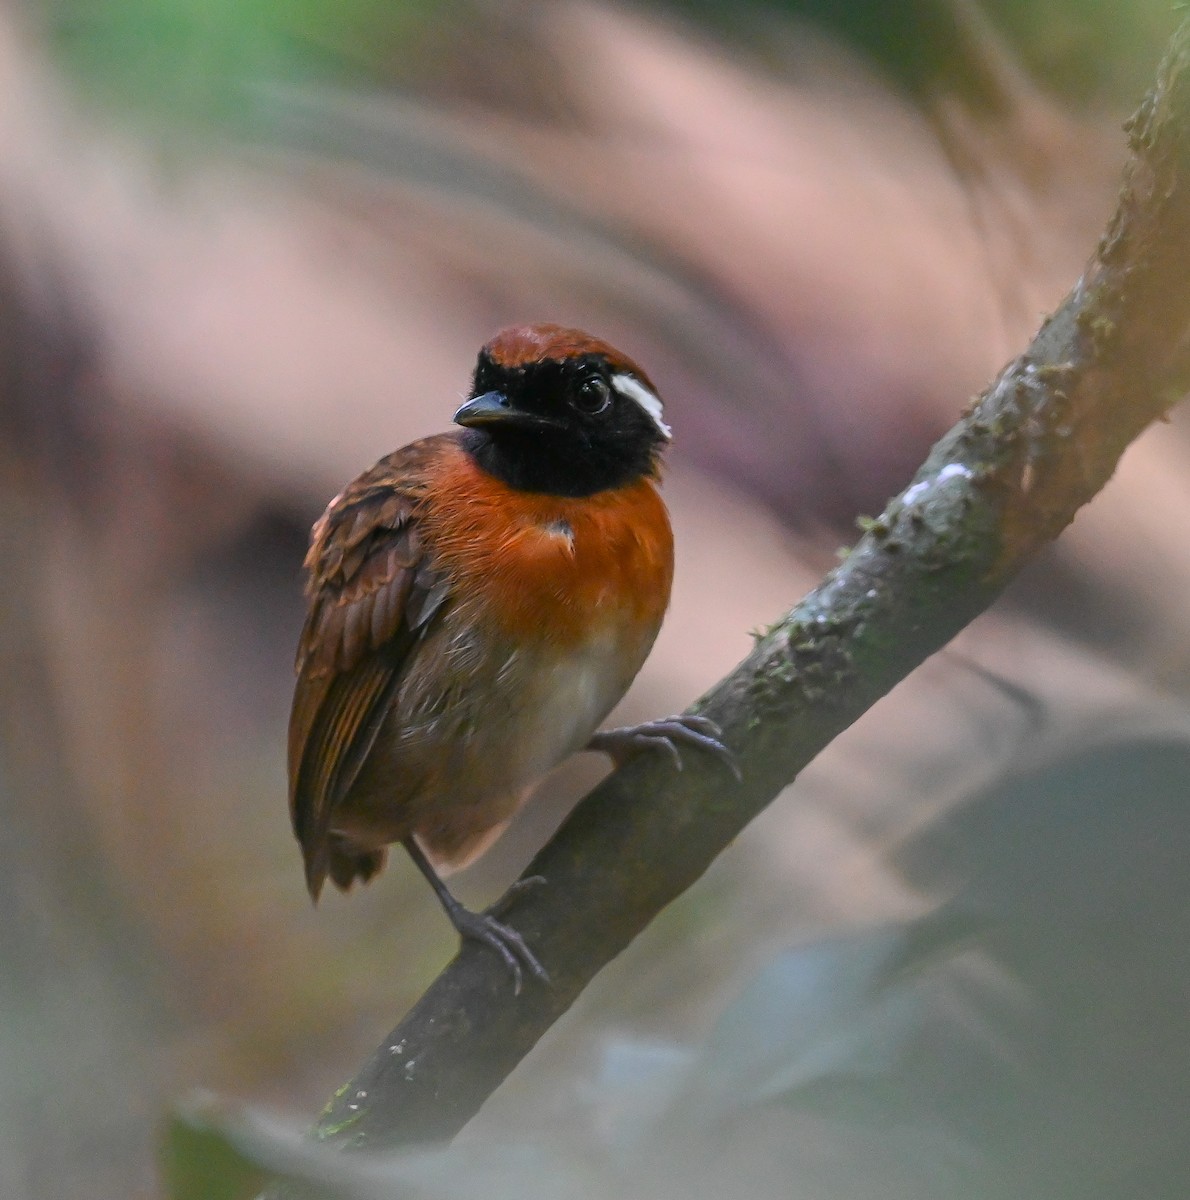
[288, 435, 454, 897]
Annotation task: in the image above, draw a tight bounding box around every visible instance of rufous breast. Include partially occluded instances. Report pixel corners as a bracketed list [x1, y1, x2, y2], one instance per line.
[420, 441, 673, 649]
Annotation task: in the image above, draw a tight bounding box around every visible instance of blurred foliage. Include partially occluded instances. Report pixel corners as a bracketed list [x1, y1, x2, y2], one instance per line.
[35, 0, 1178, 133]
[989, 0, 1175, 99]
[662, 0, 1175, 103]
[163, 1099, 271, 1200]
[163, 912, 986, 1200]
[161, 733, 1190, 1199]
[40, 0, 443, 128]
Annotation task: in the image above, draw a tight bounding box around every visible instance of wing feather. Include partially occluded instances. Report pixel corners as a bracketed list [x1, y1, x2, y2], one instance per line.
[287, 435, 453, 896]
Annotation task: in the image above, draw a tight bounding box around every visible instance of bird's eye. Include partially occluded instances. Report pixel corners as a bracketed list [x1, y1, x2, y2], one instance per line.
[574, 374, 612, 415]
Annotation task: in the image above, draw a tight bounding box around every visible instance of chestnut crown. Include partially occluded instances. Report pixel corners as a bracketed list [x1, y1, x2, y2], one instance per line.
[454, 324, 670, 497]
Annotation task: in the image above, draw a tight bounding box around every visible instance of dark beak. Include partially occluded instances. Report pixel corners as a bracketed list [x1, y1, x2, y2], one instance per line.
[453, 391, 559, 431]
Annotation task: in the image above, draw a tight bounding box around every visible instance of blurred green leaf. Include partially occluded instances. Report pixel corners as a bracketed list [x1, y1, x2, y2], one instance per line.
[164, 1093, 614, 1200]
[162, 1094, 272, 1200]
[44, 0, 440, 129]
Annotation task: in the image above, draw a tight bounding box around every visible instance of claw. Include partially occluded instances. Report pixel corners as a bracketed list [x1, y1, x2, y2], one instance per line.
[450, 906, 550, 995]
[402, 837, 549, 992]
[588, 714, 741, 780]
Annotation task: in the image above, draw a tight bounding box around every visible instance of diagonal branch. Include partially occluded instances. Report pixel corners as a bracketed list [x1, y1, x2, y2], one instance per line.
[308, 16, 1190, 1156]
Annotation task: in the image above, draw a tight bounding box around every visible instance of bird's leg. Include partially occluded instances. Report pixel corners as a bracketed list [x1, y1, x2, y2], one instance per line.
[402, 837, 549, 993]
[588, 714, 741, 780]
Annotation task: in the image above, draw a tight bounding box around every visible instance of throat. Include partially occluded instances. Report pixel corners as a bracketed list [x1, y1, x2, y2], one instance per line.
[460, 429, 656, 497]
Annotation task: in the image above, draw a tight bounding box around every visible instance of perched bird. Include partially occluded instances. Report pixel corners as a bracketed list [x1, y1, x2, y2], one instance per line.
[288, 323, 733, 988]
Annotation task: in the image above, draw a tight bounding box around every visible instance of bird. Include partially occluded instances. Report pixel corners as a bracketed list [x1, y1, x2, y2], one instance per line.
[287, 323, 735, 989]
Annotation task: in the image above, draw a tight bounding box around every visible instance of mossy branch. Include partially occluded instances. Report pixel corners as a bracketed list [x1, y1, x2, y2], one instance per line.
[303, 15, 1190, 1160]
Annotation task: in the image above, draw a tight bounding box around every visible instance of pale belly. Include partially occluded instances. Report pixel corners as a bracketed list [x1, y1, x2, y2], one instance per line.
[505, 630, 643, 783]
[342, 614, 658, 870]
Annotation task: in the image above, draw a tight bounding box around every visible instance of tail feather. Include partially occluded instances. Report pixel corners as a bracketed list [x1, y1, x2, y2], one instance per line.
[303, 836, 387, 902]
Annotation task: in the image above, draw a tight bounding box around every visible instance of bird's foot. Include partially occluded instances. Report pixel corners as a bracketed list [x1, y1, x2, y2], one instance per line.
[588, 714, 741, 779]
[402, 837, 548, 993]
[447, 900, 549, 995]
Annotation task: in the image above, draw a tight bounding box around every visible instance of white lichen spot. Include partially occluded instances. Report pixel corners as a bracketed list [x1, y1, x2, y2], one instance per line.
[902, 463, 972, 506]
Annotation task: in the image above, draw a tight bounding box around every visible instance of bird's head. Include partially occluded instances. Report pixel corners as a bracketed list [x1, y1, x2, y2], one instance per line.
[454, 323, 670, 497]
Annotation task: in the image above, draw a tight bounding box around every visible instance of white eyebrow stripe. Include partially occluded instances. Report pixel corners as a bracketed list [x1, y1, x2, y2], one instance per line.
[611, 373, 671, 439]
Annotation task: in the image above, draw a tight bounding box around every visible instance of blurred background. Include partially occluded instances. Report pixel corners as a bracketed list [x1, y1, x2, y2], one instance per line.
[2, 1, 1189, 1197]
